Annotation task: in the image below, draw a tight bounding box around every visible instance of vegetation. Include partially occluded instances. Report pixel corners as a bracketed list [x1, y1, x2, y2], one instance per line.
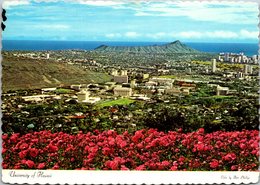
[158, 75, 177, 79]
[55, 88, 72, 94]
[95, 40, 200, 53]
[97, 98, 135, 108]
[2, 56, 111, 92]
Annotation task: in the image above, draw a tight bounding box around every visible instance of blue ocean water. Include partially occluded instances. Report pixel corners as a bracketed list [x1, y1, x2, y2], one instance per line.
[2, 40, 258, 57]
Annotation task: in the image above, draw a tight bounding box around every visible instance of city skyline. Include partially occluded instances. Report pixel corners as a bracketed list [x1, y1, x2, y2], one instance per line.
[3, 0, 259, 43]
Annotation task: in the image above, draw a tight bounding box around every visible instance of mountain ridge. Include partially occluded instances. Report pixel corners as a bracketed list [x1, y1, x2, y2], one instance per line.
[94, 40, 200, 53]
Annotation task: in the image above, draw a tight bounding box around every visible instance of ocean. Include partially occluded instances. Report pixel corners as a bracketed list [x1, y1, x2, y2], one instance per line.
[2, 40, 258, 57]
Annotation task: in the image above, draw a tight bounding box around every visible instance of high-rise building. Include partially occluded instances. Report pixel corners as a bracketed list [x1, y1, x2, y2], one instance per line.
[111, 69, 118, 76]
[224, 53, 229, 62]
[121, 70, 127, 76]
[243, 65, 249, 74]
[46, 53, 50, 59]
[212, 59, 217, 73]
[247, 65, 253, 74]
[130, 79, 136, 88]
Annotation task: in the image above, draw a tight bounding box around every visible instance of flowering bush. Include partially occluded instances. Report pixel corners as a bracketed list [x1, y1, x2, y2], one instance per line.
[2, 129, 259, 171]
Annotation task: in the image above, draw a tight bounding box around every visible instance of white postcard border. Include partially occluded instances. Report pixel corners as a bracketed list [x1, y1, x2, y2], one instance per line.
[1, 0, 260, 184]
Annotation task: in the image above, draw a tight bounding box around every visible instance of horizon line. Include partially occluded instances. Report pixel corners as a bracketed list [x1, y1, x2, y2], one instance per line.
[2, 39, 258, 44]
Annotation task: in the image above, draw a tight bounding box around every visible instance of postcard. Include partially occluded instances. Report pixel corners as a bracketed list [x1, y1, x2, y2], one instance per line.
[1, 0, 259, 184]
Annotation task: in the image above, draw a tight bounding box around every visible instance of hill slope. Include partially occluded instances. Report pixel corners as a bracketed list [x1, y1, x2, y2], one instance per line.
[2, 56, 111, 92]
[95, 40, 199, 53]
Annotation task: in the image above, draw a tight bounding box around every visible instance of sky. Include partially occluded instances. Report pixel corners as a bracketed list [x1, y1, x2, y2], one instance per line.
[3, 0, 259, 43]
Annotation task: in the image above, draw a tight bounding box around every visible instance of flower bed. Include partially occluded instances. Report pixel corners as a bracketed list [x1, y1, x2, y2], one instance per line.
[2, 128, 259, 170]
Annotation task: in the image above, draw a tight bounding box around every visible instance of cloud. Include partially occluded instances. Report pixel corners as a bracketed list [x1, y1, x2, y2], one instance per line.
[33, 24, 70, 30]
[3, 0, 125, 9]
[125, 32, 141, 38]
[240, 29, 259, 39]
[105, 33, 122, 38]
[76, 0, 125, 6]
[176, 31, 202, 39]
[104, 29, 257, 41]
[146, 32, 166, 39]
[174, 30, 257, 40]
[105, 32, 141, 39]
[3, 0, 30, 9]
[134, 1, 257, 25]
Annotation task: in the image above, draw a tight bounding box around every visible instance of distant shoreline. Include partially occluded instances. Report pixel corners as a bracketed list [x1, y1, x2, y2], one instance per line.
[2, 40, 258, 56]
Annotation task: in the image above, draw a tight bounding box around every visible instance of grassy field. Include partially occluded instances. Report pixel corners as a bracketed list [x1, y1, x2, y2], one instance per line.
[55, 88, 73, 94]
[2, 56, 111, 92]
[97, 98, 135, 107]
[158, 75, 177, 79]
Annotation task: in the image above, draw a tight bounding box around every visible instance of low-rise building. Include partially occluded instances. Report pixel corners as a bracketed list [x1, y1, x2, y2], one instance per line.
[77, 90, 90, 103]
[114, 75, 128, 83]
[165, 88, 181, 96]
[143, 74, 149, 79]
[41, 87, 57, 94]
[182, 88, 190, 95]
[216, 85, 229, 96]
[145, 81, 158, 87]
[70, 84, 81, 91]
[114, 87, 132, 97]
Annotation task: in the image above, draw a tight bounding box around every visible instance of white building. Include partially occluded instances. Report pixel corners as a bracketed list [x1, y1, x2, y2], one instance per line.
[212, 59, 217, 73]
[145, 81, 158, 87]
[121, 70, 128, 76]
[114, 87, 132, 97]
[216, 85, 229, 96]
[77, 90, 90, 103]
[130, 79, 136, 88]
[111, 69, 118, 76]
[224, 53, 229, 62]
[71, 85, 81, 91]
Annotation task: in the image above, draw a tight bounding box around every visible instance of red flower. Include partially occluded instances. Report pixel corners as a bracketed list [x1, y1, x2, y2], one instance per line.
[196, 143, 205, 152]
[239, 143, 246, 150]
[52, 164, 59, 170]
[29, 148, 39, 158]
[231, 165, 237, 171]
[223, 153, 236, 161]
[19, 143, 29, 150]
[170, 166, 178, 171]
[25, 160, 35, 168]
[119, 141, 127, 148]
[10, 134, 19, 143]
[135, 164, 146, 170]
[161, 161, 170, 167]
[2, 134, 8, 141]
[198, 128, 204, 134]
[2, 148, 7, 154]
[19, 150, 28, 159]
[210, 160, 219, 169]
[48, 144, 58, 153]
[110, 161, 119, 170]
[120, 165, 129, 170]
[37, 163, 46, 169]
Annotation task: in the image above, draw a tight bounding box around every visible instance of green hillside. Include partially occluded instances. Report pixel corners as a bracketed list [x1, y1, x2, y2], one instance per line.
[2, 56, 111, 92]
[95, 40, 200, 53]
